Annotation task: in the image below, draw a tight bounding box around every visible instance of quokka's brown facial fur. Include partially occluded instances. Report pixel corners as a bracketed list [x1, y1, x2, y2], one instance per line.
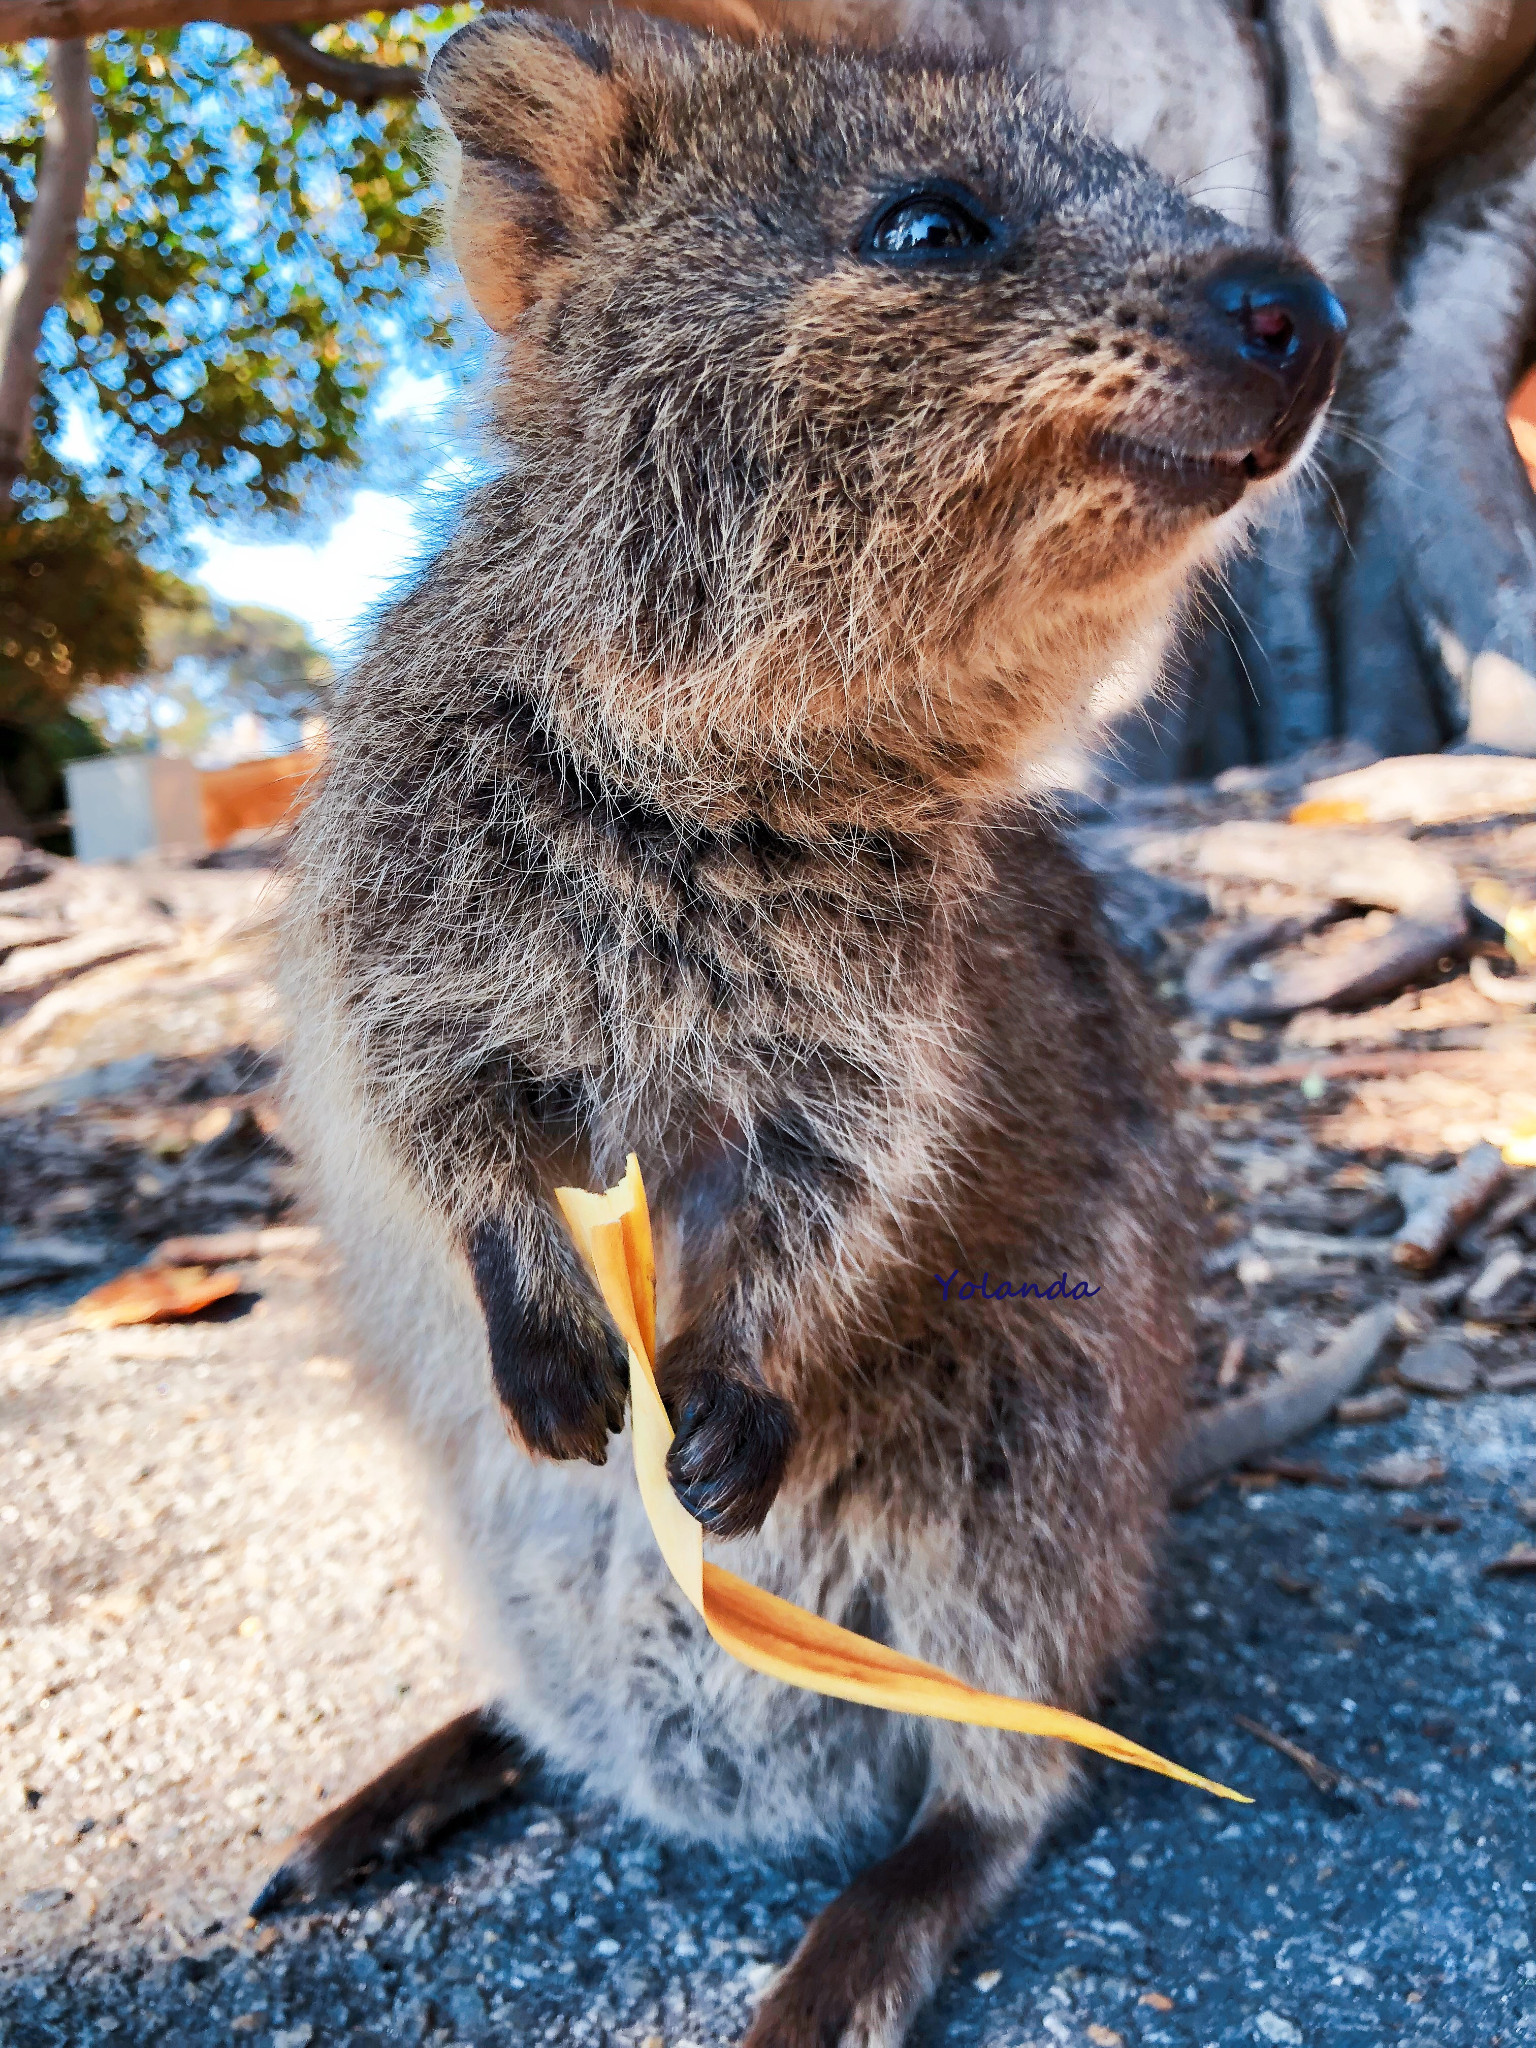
[274, 16, 1342, 2044]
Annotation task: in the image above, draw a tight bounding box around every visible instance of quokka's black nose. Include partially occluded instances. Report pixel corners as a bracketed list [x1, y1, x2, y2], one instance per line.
[1200, 258, 1348, 471]
[1204, 259, 1348, 391]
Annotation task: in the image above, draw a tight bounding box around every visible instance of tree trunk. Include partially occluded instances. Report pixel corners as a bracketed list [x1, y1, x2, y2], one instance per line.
[0, 38, 96, 506]
[1099, 0, 1536, 775]
[0, 39, 95, 836]
[0, 772, 32, 840]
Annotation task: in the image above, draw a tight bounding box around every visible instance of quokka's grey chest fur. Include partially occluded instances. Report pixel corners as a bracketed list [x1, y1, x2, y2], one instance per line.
[460, 1451, 930, 1856]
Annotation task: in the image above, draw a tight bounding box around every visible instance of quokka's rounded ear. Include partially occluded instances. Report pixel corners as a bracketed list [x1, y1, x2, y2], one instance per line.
[427, 11, 635, 331]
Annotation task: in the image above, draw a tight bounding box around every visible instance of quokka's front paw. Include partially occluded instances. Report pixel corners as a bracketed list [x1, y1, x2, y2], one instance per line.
[662, 1356, 798, 1538]
[502, 1320, 629, 1465]
[470, 1220, 628, 1465]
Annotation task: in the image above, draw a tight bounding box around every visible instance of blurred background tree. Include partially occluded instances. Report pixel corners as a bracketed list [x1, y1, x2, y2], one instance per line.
[78, 579, 333, 758]
[0, 11, 457, 830]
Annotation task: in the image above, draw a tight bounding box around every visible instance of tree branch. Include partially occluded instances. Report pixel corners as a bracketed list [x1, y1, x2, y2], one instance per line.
[253, 22, 421, 101]
[0, 39, 95, 505]
[0, 0, 816, 44]
[0, 0, 382, 40]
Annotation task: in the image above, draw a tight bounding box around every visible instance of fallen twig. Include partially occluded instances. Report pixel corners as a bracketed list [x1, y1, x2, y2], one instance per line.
[1335, 1386, 1409, 1423]
[1360, 1451, 1446, 1489]
[1179, 1048, 1486, 1087]
[1392, 1142, 1508, 1272]
[1483, 1543, 1536, 1577]
[1174, 1304, 1398, 1492]
[147, 1225, 322, 1268]
[1461, 1246, 1536, 1323]
[1269, 1570, 1318, 1597]
[1180, 824, 1466, 1021]
[1484, 1174, 1536, 1233]
[1292, 753, 1536, 829]
[1469, 954, 1536, 1007]
[1486, 1361, 1536, 1392]
[1217, 1333, 1246, 1389]
[0, 915, 73, 950]
[1243, 1457, 1350, 1489]
[1232, 1714, 1357, 1800]
[1248, 1224, 1399, 1264]
[1184, 907, 1334, 1015]
[0, 927, 173, 996]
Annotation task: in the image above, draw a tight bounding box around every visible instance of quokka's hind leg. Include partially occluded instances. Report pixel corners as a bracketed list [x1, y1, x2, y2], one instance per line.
[250, 1706, 527, 1916]
[744, 1749, 1074, 2048]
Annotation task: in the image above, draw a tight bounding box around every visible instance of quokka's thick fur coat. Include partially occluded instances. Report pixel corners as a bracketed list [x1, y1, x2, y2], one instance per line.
[278, 16, 1336, 2043]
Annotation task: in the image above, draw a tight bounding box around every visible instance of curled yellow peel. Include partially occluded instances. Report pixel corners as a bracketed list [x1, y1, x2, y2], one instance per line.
[1504, 901, 1536, 970]
[556, 1156, 1249, 1804]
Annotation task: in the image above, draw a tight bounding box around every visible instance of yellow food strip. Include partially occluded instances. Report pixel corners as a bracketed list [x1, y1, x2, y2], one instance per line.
[1504, 902, 1536, 970]
[1288, 797, 1370, 827]
[555, 1156, 1249, 1803]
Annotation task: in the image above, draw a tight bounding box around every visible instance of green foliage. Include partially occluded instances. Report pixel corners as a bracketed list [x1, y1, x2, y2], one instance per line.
[0, 12, 470, 538]
[0, 450, 168, 726]
[0, 15, 469, 811]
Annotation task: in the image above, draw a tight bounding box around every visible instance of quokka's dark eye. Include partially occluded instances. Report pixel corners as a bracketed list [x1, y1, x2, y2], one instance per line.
[860, 184, 1000, 265]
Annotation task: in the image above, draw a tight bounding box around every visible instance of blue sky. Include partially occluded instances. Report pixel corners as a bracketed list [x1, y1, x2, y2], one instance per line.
[196, 484, 425, 660]
[192, 365, 461, 661]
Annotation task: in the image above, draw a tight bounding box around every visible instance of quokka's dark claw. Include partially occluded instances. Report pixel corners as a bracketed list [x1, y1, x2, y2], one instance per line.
[665, 1365, 798, 1539]
[249, 1859, 307, 1920]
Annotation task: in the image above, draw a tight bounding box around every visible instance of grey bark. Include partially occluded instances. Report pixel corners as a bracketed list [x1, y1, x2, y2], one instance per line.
[1345, 64, 1536, 754]
[0, 39, 95, 503]
[1108, 1, 1536, 775]
[253, 25, 422, 102]
[0, 779, 32, 839]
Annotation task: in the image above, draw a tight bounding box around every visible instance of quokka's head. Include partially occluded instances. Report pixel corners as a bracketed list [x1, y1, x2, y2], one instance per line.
[428, 14, 1344, 779]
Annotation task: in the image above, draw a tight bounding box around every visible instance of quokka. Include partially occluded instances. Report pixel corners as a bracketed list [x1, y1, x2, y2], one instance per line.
[267, 15, 1344, 2044]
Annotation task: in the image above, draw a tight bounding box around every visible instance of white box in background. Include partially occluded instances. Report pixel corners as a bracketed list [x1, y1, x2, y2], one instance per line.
[64, 754, 208, 863]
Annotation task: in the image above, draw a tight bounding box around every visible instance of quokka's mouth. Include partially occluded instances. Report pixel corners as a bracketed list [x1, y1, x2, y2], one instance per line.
[1089, 431, 1261, 511]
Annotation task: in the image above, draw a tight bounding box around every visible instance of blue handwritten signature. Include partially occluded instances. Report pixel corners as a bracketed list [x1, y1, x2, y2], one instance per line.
[934, 1270, 1100, 1302]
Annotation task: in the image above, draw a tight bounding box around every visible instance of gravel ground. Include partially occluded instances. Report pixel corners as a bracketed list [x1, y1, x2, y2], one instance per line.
[1, 1257, 1532, 2048]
